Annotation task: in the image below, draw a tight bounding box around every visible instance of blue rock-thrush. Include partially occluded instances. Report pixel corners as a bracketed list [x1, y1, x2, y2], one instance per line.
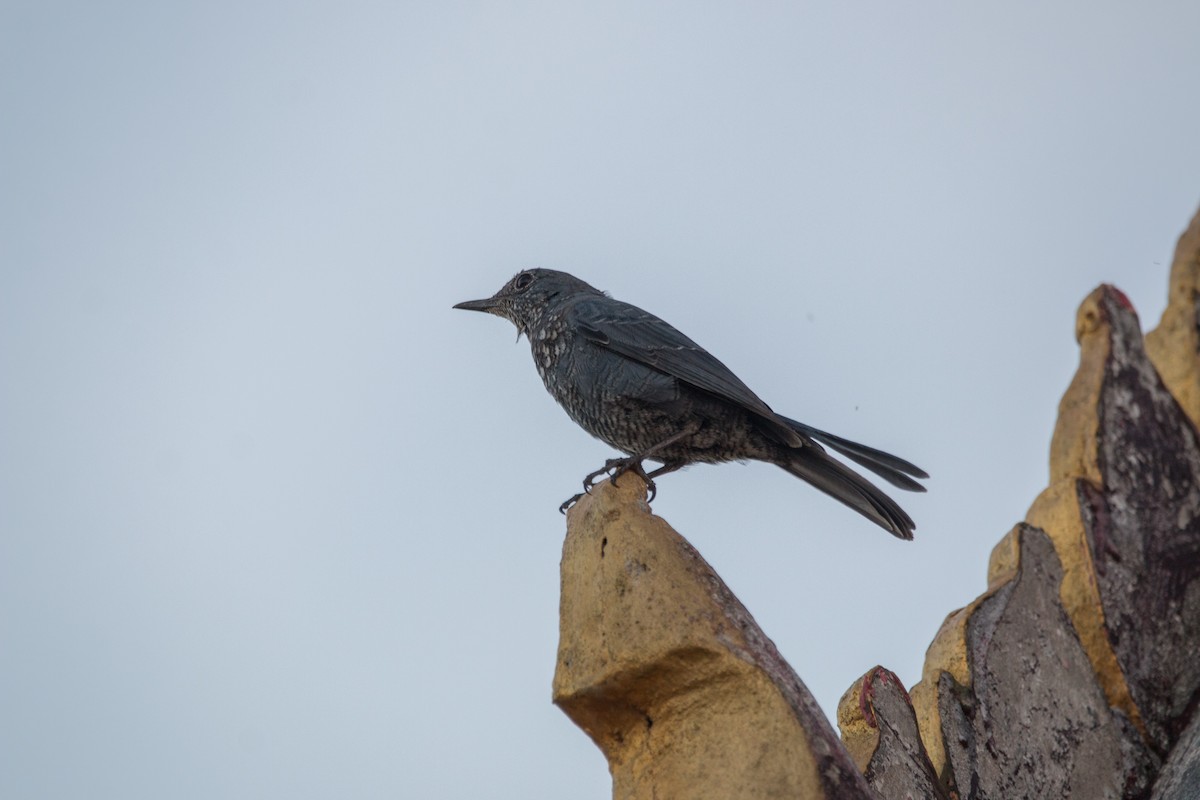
[454, 269, 927, 538]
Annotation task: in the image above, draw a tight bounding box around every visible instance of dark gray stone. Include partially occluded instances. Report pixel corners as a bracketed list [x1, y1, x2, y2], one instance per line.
[941, 524, 1154, 799]
[1149, 709, 1200, 800]
[1084, 286, 1200, 755]
[857, 667, 950, 800]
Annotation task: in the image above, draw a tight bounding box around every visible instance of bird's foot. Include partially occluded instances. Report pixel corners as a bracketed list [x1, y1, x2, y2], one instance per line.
[563, 457, 658, 513]
[581, 458, 630, 493]
[560, 459, 636, 513]
[614, 455, 662, 501]
[605, 457, 658, 502]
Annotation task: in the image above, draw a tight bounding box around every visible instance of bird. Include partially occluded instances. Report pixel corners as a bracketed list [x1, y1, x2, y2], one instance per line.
[453, 269, 927, 539]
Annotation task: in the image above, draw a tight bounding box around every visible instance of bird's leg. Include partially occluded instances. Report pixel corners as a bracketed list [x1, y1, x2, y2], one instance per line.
[559, 458, 643, 513]
[608, 457, 653, 491]
[561, 461, 627, 513]
[605, 424, 701, 500]
[568, 455, 655, 500]
[562, 458, 638, 511]
[645, 461, 686, 479]
[637, 461, 686, 502]
[562, 424, 700, 511]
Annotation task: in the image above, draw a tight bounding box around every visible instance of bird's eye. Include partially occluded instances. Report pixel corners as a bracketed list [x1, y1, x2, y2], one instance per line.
[513, 271, 535, 290]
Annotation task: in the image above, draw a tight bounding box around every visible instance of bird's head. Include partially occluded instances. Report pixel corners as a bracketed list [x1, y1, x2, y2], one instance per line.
[453, 268, 599, 337]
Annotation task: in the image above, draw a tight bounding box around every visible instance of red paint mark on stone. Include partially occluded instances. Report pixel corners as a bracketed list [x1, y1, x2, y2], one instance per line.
[859, 681, 877, 728]
[860, 667, 881, 728]
[857, 666, 916, 729]
[1103, 283, 1135, 312]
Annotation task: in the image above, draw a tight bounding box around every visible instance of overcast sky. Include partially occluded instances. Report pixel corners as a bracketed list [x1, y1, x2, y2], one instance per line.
[3, 2, 1199, 798]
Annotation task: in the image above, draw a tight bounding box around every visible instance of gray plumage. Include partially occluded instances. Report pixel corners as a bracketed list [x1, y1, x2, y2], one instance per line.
[454, 268, 927, 539]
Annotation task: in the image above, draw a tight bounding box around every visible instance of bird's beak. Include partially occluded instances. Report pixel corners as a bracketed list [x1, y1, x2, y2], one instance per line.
[452, 297, 499, 313]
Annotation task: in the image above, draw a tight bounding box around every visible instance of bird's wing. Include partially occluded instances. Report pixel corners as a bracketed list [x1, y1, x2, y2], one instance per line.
[568, 296, 803, 446]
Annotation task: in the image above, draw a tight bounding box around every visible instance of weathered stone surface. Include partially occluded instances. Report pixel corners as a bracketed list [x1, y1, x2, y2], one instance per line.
[940, 524, 1154, 799]
[1149, 709, 1200, 800]
[1027, 285, 1200, 755]
[907, 584, 1001, 784]
[1146, 206, 1200, 431]
[911, 260, 1200, 796]
[907, 566, 1012, 786]
[553, 476, 875, 800]
[935, 670, 974, 798]
[1090, 287, 1200, 754]
[838, 666, 948, 799]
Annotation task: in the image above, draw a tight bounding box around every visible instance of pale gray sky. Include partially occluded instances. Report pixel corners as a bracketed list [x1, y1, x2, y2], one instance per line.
[2, 2, 1198, 798]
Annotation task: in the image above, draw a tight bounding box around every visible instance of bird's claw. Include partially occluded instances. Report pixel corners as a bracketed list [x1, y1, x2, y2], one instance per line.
[563, 457, 661, 512]
[581, 458, 627, 491]
[559, 493, 584, 514]
[561, 460, 628, 512]
[592, 457, 660, 501]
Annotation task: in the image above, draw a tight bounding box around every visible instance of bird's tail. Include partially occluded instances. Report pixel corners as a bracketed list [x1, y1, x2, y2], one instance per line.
[778, 416, 928, 493]
[778, 445, 917, 539]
